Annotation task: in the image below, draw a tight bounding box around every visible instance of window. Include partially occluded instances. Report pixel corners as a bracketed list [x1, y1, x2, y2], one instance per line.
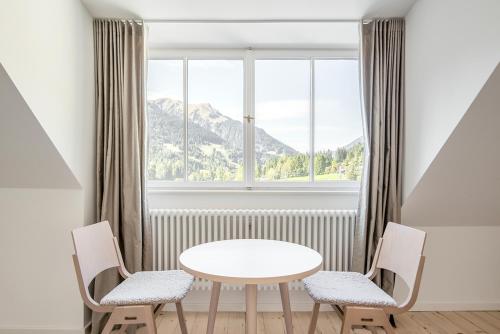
[148, 60, 184, 181]
[255, 60, 310, 182]
[147, 50, 363, 189]
[187, 60, 244, 182]
[314, 59, 363, 181]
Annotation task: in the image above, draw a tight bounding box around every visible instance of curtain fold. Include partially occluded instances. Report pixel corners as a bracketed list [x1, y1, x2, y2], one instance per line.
[92, 19, 150, 334]
[352, 18, 405, 295]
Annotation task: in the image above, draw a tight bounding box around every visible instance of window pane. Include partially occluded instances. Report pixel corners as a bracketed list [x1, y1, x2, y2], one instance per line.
[187, 60, 244, 182]
[147, 60, 184, 181]
[314, 59, 363, 181]
[255, 60, 310, 182]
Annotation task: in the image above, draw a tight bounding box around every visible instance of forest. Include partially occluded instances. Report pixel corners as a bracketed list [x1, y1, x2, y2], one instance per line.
[256, 143, 364, 182]
[147, 97, 363, 182]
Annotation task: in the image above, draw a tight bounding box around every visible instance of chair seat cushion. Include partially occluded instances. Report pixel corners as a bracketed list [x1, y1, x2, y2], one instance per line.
[101, 270, 194, 306]
[303, 271, 397, 308]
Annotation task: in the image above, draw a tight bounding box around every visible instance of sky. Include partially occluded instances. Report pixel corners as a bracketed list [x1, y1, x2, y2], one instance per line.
[147, 58, 362, 153]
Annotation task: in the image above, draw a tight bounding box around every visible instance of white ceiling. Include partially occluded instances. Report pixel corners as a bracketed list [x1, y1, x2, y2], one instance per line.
[81, 0, 416, 20]
[146, 22, 360, 49]
[81, 0, 417, 49]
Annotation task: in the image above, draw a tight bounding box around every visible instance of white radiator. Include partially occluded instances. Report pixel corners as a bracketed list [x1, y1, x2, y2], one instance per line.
[150, 209, 356, 291]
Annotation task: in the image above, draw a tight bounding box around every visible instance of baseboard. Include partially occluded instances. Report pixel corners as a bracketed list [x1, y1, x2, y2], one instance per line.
[165, 290, 500, 313]
[0, 326, 85, 334]
[411, 301, 500, 311]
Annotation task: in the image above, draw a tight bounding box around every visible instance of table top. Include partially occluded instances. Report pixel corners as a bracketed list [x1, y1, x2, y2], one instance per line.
[179, 239, 323, 284]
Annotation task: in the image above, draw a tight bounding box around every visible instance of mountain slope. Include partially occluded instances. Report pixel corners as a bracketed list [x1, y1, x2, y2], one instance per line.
[147, 97, 297, 180]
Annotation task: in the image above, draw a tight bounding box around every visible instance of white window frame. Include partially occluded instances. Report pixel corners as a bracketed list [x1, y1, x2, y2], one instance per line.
[148, 48, 361, 191]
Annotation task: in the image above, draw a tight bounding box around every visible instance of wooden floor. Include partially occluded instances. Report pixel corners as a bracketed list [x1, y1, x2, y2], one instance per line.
[145, 311, 500, 334]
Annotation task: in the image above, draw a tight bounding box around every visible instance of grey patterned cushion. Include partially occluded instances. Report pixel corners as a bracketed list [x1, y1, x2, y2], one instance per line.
[101, 270, 194, 305]
[303, 271, 397, 307]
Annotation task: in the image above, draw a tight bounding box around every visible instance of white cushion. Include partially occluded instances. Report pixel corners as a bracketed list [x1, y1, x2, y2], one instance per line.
[303, 271, 397, 307]
[101, 270, 194, 305]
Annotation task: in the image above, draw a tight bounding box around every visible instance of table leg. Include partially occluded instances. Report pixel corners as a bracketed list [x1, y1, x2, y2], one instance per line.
[245, 284, 257, 334]
[207, 281, 221, 334]
[279, 282, 293, 334]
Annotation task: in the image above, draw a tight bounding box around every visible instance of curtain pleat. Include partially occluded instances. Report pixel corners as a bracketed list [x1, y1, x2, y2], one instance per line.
[352, 18, 405, 295]
[92, 19, 150, 333]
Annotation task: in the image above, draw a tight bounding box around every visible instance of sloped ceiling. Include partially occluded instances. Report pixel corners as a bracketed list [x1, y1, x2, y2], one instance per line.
[402, 63, 500, 226]
[0, 63, 80, 189]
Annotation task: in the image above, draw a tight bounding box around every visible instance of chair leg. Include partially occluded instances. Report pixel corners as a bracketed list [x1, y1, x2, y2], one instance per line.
[117, 324, 129, 334]
[102, 305, 157, 334]
[381, 315, 395, 334]
[144, 306, 157, 334]
[341, 306, 394, 334]
[331, 304, 344, 319]
[308, 303, 320, 334]
[176, 301, 188, 334]
[101, 317, 116, 334]
[383, 325, 395, 334]
[389, 314, 396, 328]
[154, 303, 166, 318]
[340, 307, 353, 334]
[102, 308, 126, 334]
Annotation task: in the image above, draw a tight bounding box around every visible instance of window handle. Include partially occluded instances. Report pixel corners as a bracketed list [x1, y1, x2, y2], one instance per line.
[244, 115, 254, 123]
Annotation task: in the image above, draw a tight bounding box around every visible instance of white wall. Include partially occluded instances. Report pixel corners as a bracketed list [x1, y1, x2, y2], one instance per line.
[395, 226, 500, 311]
[148, 190, 359, 210]
[401, 0, 500, 311]
[0, 189, 85, 333]
[0, 64, 80, 189]
[404, 0, 500, 200]
[402, 63, 500, 228]
[0, 0, 95, 225]
[0, 0, 95, 192]
[0, 0, 94, 332]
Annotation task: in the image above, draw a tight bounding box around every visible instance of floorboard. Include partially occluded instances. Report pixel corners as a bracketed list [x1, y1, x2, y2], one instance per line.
[132, 311, 500, 334]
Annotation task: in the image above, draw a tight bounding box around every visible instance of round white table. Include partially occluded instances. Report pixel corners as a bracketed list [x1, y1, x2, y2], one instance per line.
[179, 239, 323, 334]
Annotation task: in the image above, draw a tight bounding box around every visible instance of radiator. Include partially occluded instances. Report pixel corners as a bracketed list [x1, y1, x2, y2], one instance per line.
[150, 209, 356, 291]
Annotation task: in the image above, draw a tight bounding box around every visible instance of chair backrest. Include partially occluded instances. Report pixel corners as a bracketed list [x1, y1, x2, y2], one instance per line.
[376, 222, 426, 308]
[72, 221, 120, 288]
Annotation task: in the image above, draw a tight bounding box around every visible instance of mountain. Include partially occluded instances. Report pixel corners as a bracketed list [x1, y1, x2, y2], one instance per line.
[147, 97, 297, 180]
[343, 136, 363, 151]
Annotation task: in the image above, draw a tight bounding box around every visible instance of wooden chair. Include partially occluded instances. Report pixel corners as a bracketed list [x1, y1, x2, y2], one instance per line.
[71, 221, 194, 334]
[303, 222, 426, 334]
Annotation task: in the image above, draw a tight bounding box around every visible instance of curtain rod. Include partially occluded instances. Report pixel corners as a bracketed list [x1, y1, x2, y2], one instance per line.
[143, 19, 363, 24]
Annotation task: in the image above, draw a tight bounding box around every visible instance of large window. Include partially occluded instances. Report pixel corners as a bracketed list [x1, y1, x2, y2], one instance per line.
[147, 50, 363, 189]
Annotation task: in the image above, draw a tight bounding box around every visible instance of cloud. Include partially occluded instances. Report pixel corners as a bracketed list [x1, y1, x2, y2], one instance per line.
[255, 99, 309, 121]
[148, 90, 183, 101]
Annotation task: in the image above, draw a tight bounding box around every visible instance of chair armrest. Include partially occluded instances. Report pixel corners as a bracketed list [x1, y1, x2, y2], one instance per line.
[365, 238, 383, 280]
[113, 237, 132, 279]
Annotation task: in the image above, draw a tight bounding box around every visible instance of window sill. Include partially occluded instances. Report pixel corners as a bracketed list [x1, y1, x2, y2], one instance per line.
[147, 187, 360, 195]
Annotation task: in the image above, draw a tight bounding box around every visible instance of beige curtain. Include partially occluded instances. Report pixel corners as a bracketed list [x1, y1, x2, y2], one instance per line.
[352, 18, 405, 295]
[92, 19, 150, 333]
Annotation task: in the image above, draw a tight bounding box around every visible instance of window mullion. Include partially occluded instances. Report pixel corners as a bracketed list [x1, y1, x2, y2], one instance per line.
[309, 58, 315, 184]
[244, 50, 255, 188]
[183, 57, 188, 182]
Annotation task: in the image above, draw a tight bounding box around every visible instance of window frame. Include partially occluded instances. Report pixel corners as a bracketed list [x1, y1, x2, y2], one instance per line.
[148, 48, 362, 191]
